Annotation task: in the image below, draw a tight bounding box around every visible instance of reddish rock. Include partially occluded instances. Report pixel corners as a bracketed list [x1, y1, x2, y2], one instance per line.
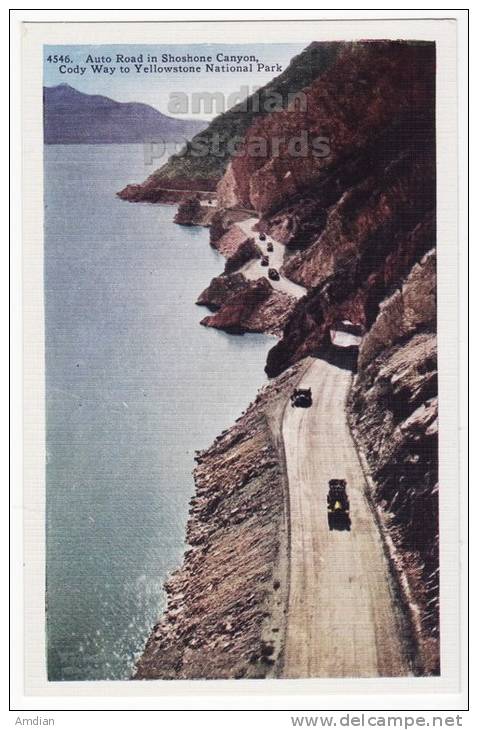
[197, 273, 249, 311]
[201, 278, 295, 336]
[117, 175, 218, 203]
[266, 212, 435, 377]
[224, 238, 262, 274]
[220, 41, 435, 216]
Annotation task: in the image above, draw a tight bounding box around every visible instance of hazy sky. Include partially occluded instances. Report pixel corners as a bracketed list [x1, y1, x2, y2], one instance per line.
[44, 43, 306, 120]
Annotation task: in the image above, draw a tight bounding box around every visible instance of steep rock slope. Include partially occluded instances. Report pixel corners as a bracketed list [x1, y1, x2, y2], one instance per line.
[252, 41, 436, 376]
[134, 362, 308, 679]
[130, 39, 439, 678]
[348, 251, 438, 674]
[219, 41, 435, 216]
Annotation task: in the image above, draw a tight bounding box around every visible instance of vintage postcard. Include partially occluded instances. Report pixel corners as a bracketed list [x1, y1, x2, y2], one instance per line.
[17, 14, 464, 705]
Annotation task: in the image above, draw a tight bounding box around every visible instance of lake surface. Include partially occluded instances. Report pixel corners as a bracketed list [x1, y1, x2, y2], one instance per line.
[44, 144, 272, 681]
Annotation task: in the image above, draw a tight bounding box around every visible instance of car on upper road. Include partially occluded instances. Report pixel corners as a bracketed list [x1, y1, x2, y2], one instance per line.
[259, 232, 266, 241]
[268, 268, 280, 281]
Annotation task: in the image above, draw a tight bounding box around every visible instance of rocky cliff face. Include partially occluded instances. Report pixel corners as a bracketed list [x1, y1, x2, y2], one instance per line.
[212, 40, 439, 669]
[265, 210, 435, 376]
[134, 362, 309, 679]
[223, 237, 261, 274]
[117, 178, 216, 204]
[195, 212, 296, 336]
[218, 41, 434, 215]
[348, 250, 438, 674]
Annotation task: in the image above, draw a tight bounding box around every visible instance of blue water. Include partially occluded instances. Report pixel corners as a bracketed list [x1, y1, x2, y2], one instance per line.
[44, 144, 272, 680]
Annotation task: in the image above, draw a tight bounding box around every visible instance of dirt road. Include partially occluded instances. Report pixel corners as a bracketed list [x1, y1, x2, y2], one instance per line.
[236, 218, 307, 300]
[282, 358, 411, 677]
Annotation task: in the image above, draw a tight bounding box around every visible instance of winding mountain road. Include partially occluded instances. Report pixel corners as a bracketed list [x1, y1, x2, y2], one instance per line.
[282, 358, 411, 677]
[236, 218, 307, 300]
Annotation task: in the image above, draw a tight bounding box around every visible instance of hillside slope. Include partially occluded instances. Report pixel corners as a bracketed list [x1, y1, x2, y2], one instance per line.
[44, 84, 205, 144]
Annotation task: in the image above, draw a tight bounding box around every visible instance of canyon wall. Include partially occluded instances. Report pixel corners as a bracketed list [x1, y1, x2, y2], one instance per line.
[348, 250, 439, 674]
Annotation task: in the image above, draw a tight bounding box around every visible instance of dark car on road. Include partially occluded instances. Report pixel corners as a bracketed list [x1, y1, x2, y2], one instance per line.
[259, 232, 266, 241]
[290, 387, 312, 408]
[327, 479, 351, 531]
[261, 255, 269, 267]
[267, 242, 274, 252]
[268, 267, 280, 281]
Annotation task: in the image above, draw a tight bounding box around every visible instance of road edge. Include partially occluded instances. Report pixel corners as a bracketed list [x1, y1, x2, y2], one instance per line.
[274, 357, 317, 677]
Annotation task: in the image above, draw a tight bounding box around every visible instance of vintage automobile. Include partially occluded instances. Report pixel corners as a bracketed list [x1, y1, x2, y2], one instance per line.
[327, 479, 351, 530]
[268, 267, 280, 281]
[261, 255, 269, 267]
[290, 387, 312, 408]
[259, 232, 266, 241]
[267, 242, 274, 252]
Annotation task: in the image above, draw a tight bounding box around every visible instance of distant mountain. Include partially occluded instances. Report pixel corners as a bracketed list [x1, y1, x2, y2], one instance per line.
[43, 84, 206, 144]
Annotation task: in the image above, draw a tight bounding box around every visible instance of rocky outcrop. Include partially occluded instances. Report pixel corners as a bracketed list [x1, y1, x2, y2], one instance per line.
[224, 238, 262, 274]
[201, 278, 295, 336]
[211, 41, 436, 375]
[265, 209, 435, 377]
[209, 212, 252, 253]
[117, 178, 216, 204]
[174, 197, 217, 227]
[134, 362, 309, 680]
[357, 250, 436, 369]
[281, 152, 435, 290]
[197, 210, 295, 336]
[197, 273, 249, 311]
[348, 251, 438, 674]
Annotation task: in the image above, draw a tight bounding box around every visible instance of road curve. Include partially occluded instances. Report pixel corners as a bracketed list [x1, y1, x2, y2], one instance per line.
[236, 218, 307, 300]
[282, 358, 411, 677]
